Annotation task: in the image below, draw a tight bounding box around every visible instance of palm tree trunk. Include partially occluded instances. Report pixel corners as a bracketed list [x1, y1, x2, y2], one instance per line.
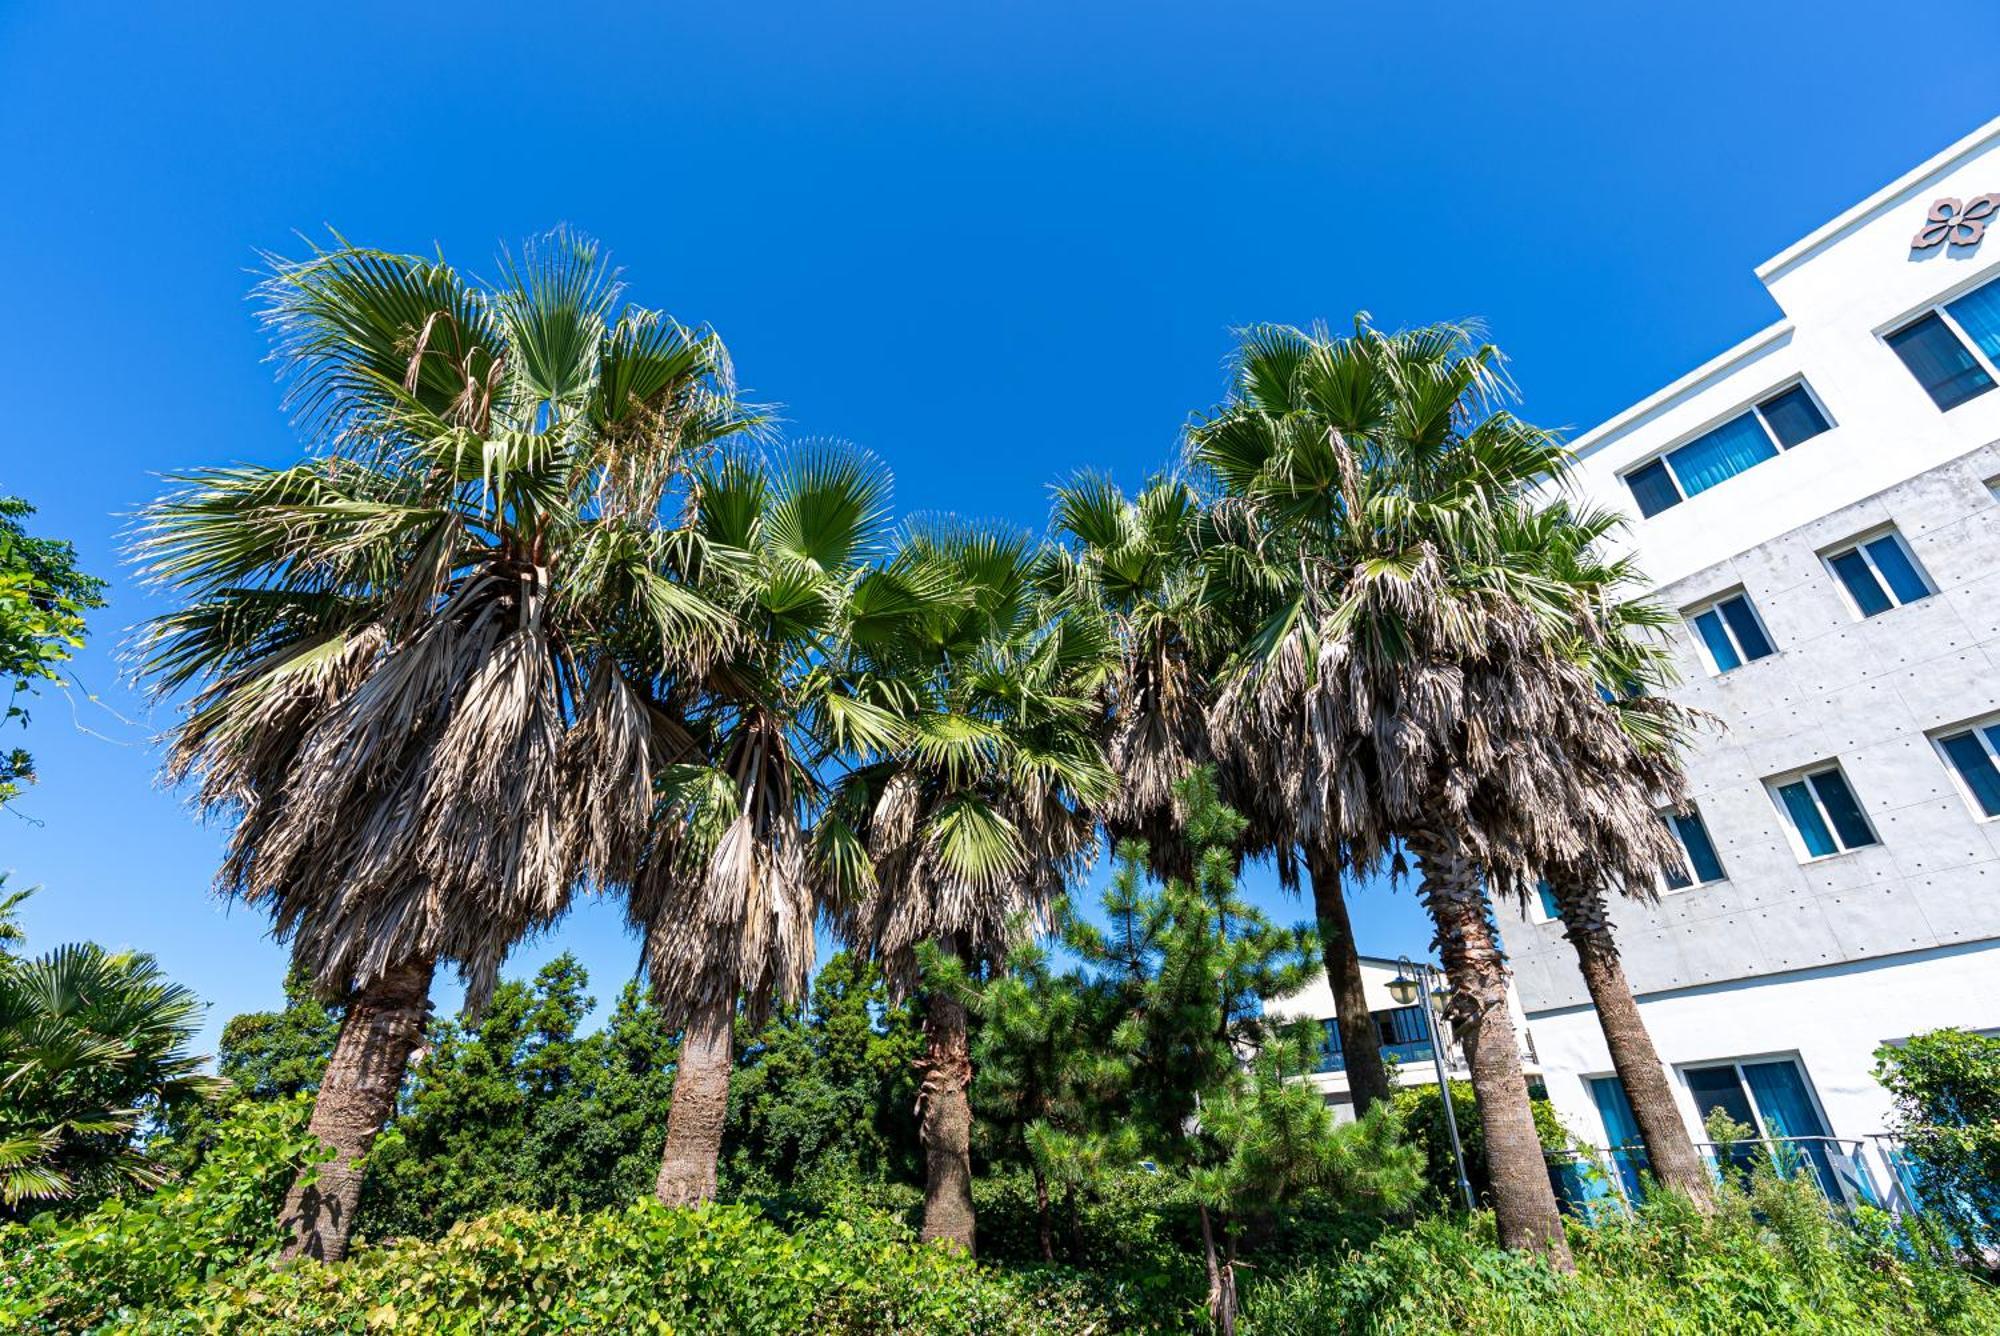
[279, 954, 436, 1263]
[918, 983, 977, 1254]
[1406, 829, 1572, 1269]
[654, 994, 735, 1206]
[1307, 847, 1391, 1117]
[1552, 879, 1712, 1210]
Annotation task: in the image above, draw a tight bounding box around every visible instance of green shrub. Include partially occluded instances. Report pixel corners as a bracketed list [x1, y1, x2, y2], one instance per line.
[0, 1095, 324, 1332]
[118, 1203, 1112, 1335]
[1391, 1080, 1570, 1212]
[1874, 1027, 2000, 1245]
[1235, 1157, 2000, 1335]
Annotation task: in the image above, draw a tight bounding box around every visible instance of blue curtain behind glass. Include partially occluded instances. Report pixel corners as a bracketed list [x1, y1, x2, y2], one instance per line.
[1809, 770, 1876, 849]
[1777, 781, 1837, 857]
[1863, 536, 1930, 604]
[1667, 414, 1778, 496]
[1672, 812, 1725, 883]
[1742, 1060, 1840, 1198]
[1946, 280, 2000, 363]
[1940, 733, 2000, 817]
[1588, 1076, 1648, 1201]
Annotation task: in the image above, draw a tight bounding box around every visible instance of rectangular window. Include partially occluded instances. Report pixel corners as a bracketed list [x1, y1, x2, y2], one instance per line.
[1934, 721, 2000, 819]
[1771, 765, 1878, 859]
[1534, 879, 1561, 922]
[1686, 591, 1776, 673]
[1661, 807, 1726, 888]
[1621, 382, 1832, 516]
[1683, 1057, 1841, 1199]
[1887, 308, 1997, 411]
[1824, 530, 1933, 617]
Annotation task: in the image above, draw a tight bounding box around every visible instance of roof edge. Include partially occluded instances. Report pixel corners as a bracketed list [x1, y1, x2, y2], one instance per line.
[1567, 320, 1793, 463]
[1755, 115, 2000, 285]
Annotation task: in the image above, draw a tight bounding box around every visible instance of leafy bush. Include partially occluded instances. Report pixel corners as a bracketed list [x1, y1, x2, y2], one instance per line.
[0, 1095, 324, 1332]
[1235, 1154, 2000, 1335]
[1875, 1027, 2000, 1246]
[1391, 1079, 1570, 1212]
[88, 1204, 1112, 1335]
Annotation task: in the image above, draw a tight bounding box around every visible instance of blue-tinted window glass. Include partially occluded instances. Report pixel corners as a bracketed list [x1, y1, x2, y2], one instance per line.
[1693, 609, 1742, 672]
[1939, 731, 2000, 818]
[1944, 280, 2000, 363]
[1888, 313, 1994, 411]
[1660, 816, 1693, 889]
[1627, 459, 1681, 517]
[1673, 810, 1725, 883]
[1809, 769, 1876, 849]
[1536, 880, 1561, 920]
[1758, 385, 1831, 447]
[1717, 596, 1775, 661]
[1667, 414, 1780, 496]
[1829, 549, 1894, 616]
[1862, 535, 1930, 605]
[1742, 1059, 1841, 1199]
[1778, 780, 1837, 857]
[1589, 1075, 1649, 1200]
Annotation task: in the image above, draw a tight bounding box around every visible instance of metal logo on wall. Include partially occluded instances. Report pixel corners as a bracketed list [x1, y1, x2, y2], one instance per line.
[1912, 195, 2000, 250]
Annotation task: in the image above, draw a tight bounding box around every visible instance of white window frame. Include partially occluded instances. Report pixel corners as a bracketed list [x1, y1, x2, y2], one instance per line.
[1928, 714, 2000, 823]
[1658, 804, 1727, 891]
[1881, 283, 2000, 409]
[1678, 1053, 1835, 1144]
[1619, 379, 1833, 512]
[1818, 527, 1935, 620]
[1682, 589, 1776, 676]
[1764, 762, 1879, 863]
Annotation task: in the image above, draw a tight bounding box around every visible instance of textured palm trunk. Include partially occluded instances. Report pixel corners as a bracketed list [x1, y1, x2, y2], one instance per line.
[1407, 830, 1572, 1268]
[279, 955, 436, 1263]
[1552, 879, 1713, 1211]
[1307, 848, 1391, 1117]
[918, 984, 977, 1253]
[654, 994, 735, 1206]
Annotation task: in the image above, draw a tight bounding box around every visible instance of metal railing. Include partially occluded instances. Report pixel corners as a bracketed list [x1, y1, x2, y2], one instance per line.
[1545, 1135, 1884, 1218]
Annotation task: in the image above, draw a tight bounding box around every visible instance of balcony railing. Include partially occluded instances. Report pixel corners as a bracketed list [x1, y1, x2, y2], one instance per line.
[1545, 1135, 1883, 1219]
[1312, 1038, 1437, 1075]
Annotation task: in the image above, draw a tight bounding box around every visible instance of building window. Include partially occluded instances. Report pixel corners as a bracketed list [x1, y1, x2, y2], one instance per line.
[1315, 1005, 1435, 1074]
[1660, 806, 1726, 888]
[1682, 1057, 1841, 1198]
[1621, 382, 1834, 518]
[1768, 764, 1878, 859]
[1822, 529, 1933, 617]
[1534, 879, 1561, 922]
[1886, 278, 2000, 411]
[1933, 718, 2000, 819]
[1685, 591, 1776, 673]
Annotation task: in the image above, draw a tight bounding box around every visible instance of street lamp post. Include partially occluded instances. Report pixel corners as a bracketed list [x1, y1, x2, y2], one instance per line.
[1388, 955, 1476, 1213]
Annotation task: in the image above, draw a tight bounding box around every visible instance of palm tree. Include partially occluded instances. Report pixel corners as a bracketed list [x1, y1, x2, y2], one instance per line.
[827, 521, 1115, 1252]
[1193, 321, 1685, 1264]
[1042, 476, 1394, 1115]
[135, 232, 752, 1260]
[0, 922, 226, 1214]
[1510, 503, 1715, 1210]
[627, 441, 912, 1206]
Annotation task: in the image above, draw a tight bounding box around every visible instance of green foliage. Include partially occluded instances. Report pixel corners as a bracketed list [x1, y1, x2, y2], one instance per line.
[1235, 1159, 2000, 1335]
[0, 914, 226, 1215]
[215, 969, 342, 1100]
[359, 955, 678, 1239]
[1391, 1079, 1571, 1213]
[1874, 1027, 2000, 1244]
[724, 951, 924, 1200]
[22, 1199, 1114, 1335]
[0, 1095, 325, 1333]
[0, 496, 105, 807]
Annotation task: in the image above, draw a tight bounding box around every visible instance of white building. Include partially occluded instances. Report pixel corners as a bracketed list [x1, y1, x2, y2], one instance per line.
[1504, 116, 2000, 1202]
[1267, 954, 1541, 1119]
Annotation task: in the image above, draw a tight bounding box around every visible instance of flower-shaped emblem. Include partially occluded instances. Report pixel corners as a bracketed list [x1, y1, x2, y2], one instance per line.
[1912, 195, 2000, 250]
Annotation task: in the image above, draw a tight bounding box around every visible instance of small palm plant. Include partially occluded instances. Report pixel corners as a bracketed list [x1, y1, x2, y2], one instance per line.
[135, 232, 754, 1259]
[0, 889, 226, 1215]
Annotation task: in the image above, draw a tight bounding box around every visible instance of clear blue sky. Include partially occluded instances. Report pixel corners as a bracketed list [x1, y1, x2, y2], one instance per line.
[3, 3, 1995, 1052]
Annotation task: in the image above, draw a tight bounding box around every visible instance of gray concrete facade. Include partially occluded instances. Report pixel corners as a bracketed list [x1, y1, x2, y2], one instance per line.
[1509, 438, 2000, 1013]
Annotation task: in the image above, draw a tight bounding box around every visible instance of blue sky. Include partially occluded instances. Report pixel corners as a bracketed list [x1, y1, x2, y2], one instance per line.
[3, 3, 1995, 1051]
